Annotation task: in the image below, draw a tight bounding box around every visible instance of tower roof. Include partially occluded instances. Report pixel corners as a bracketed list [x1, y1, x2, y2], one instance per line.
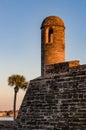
[41, 16, 65, 28]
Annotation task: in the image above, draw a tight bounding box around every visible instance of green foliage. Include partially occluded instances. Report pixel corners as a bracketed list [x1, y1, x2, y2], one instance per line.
[8, 74, 29, 90]
[8, 74, 29, 120]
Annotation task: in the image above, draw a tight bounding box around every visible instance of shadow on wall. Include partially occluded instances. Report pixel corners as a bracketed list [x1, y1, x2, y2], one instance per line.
[80, 127, 86, 130]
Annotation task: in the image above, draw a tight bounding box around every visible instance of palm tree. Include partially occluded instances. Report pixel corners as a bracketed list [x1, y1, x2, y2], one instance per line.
[8, 74, 29, 120]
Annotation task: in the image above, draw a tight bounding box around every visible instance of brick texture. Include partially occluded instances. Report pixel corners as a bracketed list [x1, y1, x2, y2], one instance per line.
[15, 64, 86, 130]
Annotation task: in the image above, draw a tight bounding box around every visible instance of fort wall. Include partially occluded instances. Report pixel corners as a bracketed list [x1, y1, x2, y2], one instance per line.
[15, 63, 86, 130]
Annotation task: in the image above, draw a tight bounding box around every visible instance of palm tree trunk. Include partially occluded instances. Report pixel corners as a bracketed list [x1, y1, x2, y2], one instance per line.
[14, 91, 17, 120]
[14, 86, 19, 120]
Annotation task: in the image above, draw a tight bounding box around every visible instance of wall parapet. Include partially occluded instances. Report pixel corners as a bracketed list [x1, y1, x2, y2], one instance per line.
[45, 60, 80, 77]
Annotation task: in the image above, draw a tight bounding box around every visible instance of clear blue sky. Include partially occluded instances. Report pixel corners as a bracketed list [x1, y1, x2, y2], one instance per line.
[0, 0, 86, 110]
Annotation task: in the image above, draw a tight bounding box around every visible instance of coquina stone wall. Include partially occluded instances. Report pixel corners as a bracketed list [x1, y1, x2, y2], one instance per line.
[14, 62, 86, 130]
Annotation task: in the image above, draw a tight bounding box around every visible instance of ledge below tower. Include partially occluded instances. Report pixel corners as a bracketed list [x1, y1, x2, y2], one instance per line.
[44, 60, 80, 77]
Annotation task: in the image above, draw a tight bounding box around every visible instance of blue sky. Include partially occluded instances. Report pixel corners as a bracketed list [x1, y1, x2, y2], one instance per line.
[0, 0, 86, 110]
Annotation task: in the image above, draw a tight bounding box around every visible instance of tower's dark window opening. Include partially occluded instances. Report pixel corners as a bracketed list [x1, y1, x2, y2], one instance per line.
[48, 29, 53, 43]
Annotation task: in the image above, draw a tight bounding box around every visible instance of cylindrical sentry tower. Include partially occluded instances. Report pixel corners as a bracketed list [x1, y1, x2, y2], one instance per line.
[41, 16, 65, 77]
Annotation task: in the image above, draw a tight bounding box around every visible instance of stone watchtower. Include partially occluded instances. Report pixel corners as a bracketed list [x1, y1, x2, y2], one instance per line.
[41, 16, 65, 77]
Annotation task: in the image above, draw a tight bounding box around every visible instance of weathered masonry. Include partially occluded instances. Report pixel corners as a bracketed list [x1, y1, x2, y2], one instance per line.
[0, 16, 86, 130]
[41, 16, 65, 77]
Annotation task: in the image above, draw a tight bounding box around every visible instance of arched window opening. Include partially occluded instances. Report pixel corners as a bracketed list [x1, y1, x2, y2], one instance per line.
[48, 29, 53, 43]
